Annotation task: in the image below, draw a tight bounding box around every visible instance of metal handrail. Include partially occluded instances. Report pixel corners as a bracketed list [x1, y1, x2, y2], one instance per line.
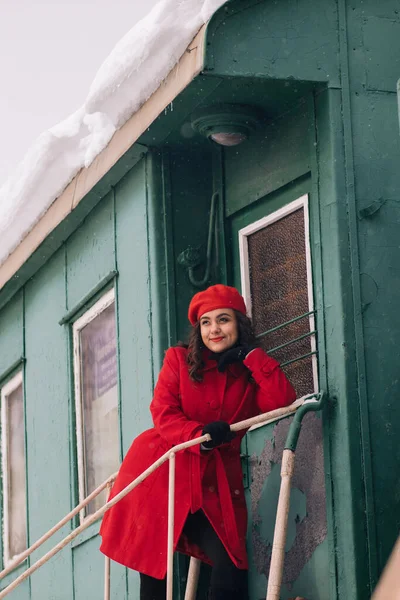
[0, 396, 313, 599]
[0, 473, 118, 580]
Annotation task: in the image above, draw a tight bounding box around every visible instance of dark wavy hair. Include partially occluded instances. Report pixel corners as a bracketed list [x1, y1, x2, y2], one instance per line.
[179, 310, 258, 382]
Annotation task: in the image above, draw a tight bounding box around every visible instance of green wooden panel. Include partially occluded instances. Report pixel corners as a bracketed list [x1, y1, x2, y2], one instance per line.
[126, 570, 140, 600]
[314, 87, 371, 599]
[24, 249, 74, 599]
[205, 0, 340, 86]
[228, 177, 310, 242]
[0, 563, 30, 598]
[224, 103, 312, 217]
[146, 151, 176, 371]
[115, 155, 179, 599]
[351, 94, 400, 203]
[398, 79, 400, 128]
[0, 291, 23, 379]
[114, 161, 154, 455]
[73, 536, 127, 600]
[29, 545, 72, 600]
[344, 1, 400, 578]
[363, 16, 400, 92]
[66, 190, 115, 310]
[350, 89, 400, 573]
[169, 148, 214, 341]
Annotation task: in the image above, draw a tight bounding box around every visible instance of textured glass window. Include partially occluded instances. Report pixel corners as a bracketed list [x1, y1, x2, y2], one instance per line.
[247, 207, 315, 396]
[1, 375, 27, 562]
[76, 300, 119, 516]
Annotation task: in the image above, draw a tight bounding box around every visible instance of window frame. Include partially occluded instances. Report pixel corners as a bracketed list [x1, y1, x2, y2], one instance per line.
[72, 287, 117, 522]
[238, 194, 318, 396]
[1, 370, 27, 567]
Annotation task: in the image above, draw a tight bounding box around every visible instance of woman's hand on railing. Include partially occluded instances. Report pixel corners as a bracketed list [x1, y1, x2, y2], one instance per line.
[201, 421, 236, 448]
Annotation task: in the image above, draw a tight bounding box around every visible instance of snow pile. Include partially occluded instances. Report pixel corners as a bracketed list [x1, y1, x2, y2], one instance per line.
[0, 0, 227, 268]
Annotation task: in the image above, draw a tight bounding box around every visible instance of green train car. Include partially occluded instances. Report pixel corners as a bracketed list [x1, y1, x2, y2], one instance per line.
[0, 1, 399, 598]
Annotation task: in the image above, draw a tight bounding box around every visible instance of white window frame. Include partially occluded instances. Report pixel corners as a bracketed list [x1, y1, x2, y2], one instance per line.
[238, 194, 318, 403]
[1, 370, 27, 566]
[73, 287, 116, 522]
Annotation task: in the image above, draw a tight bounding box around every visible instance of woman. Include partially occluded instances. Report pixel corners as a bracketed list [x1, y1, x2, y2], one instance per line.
[100, 284, 296, 599]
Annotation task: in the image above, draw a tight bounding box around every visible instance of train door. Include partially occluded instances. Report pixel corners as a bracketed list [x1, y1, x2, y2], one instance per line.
[229, 181, 330, 599]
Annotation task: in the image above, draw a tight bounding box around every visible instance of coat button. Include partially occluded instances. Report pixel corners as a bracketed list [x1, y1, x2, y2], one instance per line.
[208, 486, 215, 493]
[234, 489, 240, 495]
[210, 400, 219, 410]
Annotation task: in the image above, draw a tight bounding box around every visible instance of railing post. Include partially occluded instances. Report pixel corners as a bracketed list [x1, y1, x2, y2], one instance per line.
[104, 482, 112, 600]
[266, 393, 325, 600]
[104, 555, 111, 600]
[184, 557, 201, 600]
[266, 449, 295, 600]
[167, 452, 176, 600]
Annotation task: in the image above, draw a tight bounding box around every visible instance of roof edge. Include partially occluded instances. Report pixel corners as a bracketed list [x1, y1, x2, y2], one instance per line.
[0, 25, 206, 293]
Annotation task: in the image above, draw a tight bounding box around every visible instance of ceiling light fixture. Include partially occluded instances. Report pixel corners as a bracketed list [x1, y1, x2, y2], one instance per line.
[191, 104, 263, 147]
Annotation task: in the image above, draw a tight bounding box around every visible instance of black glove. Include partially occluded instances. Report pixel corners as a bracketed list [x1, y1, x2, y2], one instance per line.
[202, 421, 236, 449]
[216, 344, 253, 373]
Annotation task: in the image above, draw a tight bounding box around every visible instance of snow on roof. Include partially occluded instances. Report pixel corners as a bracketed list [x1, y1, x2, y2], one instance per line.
[0, 0, 226, 268]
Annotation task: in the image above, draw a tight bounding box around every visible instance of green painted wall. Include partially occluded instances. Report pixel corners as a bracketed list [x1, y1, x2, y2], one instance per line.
[168, 148, 214, 341]
[345, 1, 400, 576]
[25, 250, 74, 600]
[0, 292, 23, 377]
[205, 0, 340, 86]
[0, 158, 170, 599]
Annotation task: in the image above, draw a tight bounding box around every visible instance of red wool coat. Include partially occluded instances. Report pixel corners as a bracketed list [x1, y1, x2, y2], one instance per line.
[99, 347, 296, 579]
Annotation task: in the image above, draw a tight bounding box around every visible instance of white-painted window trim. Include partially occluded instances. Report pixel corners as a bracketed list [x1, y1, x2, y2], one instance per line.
[238, 194, 318, 432]
[73, 287, 116, 522]
[1, 370, 26, 567]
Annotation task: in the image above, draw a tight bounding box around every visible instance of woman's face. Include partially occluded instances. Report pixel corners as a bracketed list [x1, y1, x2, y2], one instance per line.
[199, 308, 239, 353]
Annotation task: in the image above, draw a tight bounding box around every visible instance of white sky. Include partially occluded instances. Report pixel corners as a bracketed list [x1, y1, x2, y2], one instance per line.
[0, 0, 159, 187]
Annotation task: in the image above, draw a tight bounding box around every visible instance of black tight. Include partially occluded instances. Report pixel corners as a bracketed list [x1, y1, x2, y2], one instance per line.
[140, 511, 248, 600]
[139, 575, 166, 600]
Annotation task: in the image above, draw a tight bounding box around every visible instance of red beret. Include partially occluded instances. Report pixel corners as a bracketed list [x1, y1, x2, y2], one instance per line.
[188, 284, 247, 325]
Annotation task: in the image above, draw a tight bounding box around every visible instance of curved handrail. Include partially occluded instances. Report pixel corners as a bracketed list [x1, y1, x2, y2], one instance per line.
[0, 395, 315, 599]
